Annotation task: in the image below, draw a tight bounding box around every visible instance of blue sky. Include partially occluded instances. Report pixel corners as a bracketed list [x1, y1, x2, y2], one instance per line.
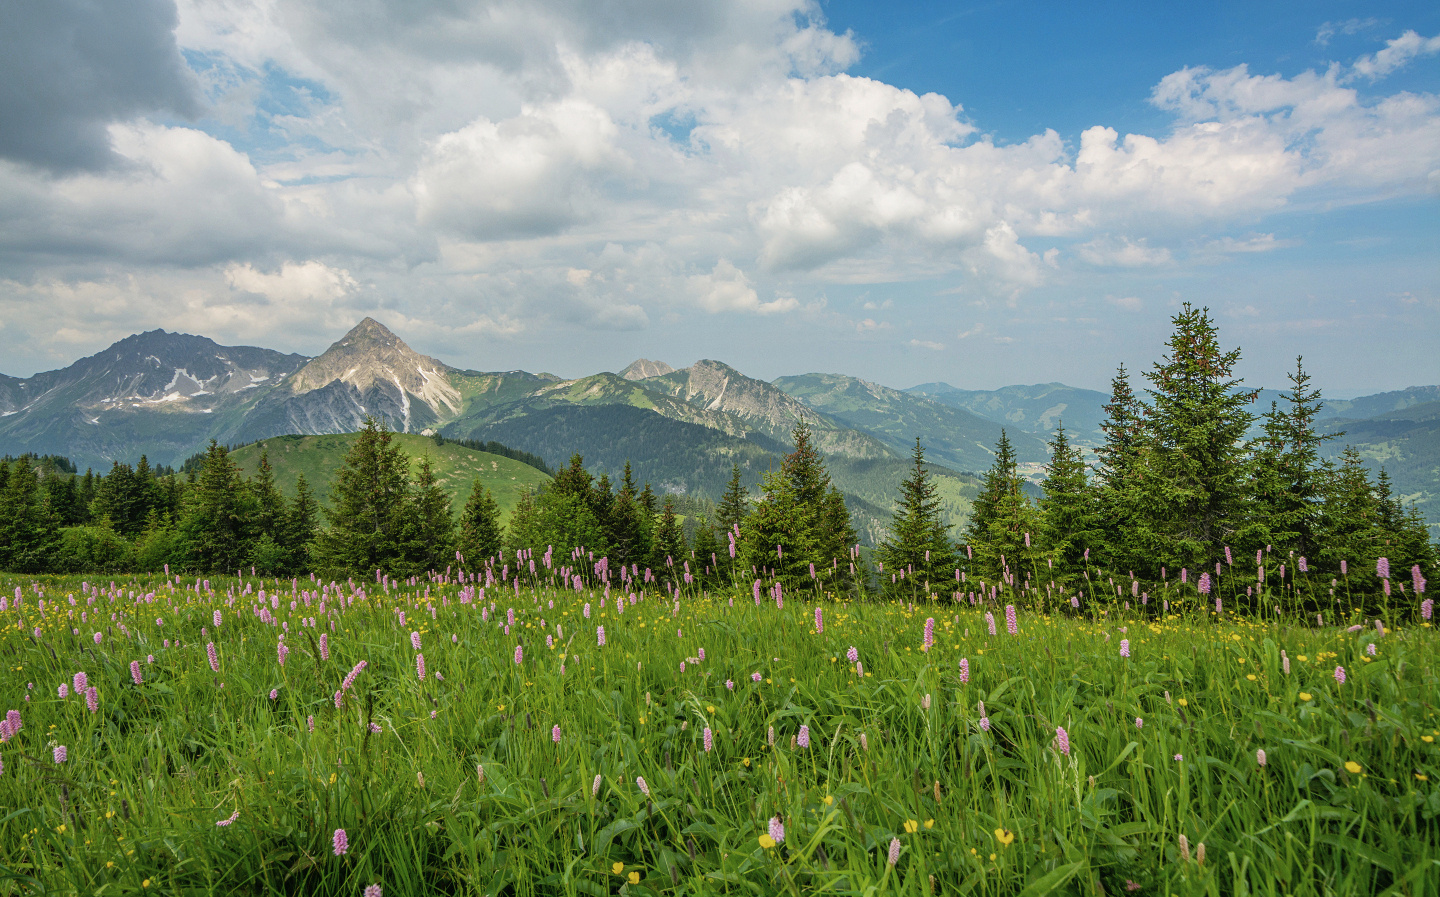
[0, 0, 1436, 395]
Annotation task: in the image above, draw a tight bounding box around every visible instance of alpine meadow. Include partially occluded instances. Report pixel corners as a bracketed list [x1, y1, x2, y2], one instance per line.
[2, 1, 1439, 895]
[0, 305, 1436, 896]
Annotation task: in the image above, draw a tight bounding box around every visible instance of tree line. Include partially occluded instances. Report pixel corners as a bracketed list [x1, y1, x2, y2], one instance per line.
[1, 304, 1433, 611]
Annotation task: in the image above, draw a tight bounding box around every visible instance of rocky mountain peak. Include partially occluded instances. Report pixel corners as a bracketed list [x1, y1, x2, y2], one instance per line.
[280, 317, 462, 432]
[619, 358, 675, 380]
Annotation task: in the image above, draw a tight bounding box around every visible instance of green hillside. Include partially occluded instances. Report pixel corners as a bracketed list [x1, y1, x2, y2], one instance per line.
[230, 433, 551, 523]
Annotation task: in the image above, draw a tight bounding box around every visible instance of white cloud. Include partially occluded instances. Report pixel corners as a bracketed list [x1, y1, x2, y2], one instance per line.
[1352, 31, 1440, 80]
[1200, 233, 1290, 255]
[1077, 236, 1172, 267]
[908, 338, 943, 350]
[226, 260, 356, 304]
[1105, 295, 1144, 312]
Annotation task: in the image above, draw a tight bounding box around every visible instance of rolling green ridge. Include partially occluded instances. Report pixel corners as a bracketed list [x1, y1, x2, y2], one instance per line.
[229, 433, 551, 523]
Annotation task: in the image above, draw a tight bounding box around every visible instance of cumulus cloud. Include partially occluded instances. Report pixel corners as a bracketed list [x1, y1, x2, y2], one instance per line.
[226, 260, 357, 304]
[0, 0, 202, 172]
[908, 338, 943, 350]
[1077, 236, 1173, 267]
[688, 259, 797, 314]
[1351, 31, 1440, 80]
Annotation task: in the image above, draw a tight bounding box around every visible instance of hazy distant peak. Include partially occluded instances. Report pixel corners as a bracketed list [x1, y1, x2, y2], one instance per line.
[620, 358, 674, 380]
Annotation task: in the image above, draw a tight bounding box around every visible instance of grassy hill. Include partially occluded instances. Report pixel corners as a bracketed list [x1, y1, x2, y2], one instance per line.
[230, 433, 551, 523]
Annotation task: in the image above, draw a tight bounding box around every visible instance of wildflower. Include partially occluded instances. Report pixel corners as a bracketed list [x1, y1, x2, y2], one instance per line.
[213, 609, 223, 628]
[758, 833, 776, 849]
[887, 837, 901, 866]
[1135, 717, 1143, 729]
[85, 687, 98, 713]
[1299, 692, 1312, 701]
[979, 716, 991, 732]
[276, 641, 289, 667]
[859, 732, 868, 750]
[415, 654, 426, 681]
[1005, 605, 1018, 635]
[1256, 749, 1267, 767]
[725, 679, 734, 690]
[54, 745, 67, 764]
[207, 642, 220, 673]
[514, 645, 523, 665]
[1420, 598, 1433, 620]
[637, 776, 650, 796]
[769, 816, 785, 843]
[922, 692, 933, 711]
[704, 727, 713, 752]
[73, 672, 88, 693]
[847, 646, 859, 663]
[269, 689, 278, 700]
[216, 810, 239, 827]
[1178, 834, 1190, 861]
[308, 715, 315, 732]
[552, 725, 561, 743]
[1367, 643, 1377, 656]
[58, 684, 68, 699]
[994, 828, 1014, 846]
[477, 764, 485, 784]
[1377, 557, 1389, 579]
[592, 774, 602, 796]
[923, 617, 935, 650]
[369, 722, 381, 733]
[752, 672, 762, 682]
[411, 631, 422, 651]
[959, 657, 970, 683]
[1198, 572, 1211, 595]
[1344, 761, 1362, 775]
[1174, 753, 1184, 762]
[798, 725, 810, 748]
[1335, 666, 1346, 684]
[1055, 726, 1071, 756]
[364, 886, 382, 897]
[904, 819, 919, 833]
[1119, 639, 1130, 658]
[815, 607, 823, 633]
[332, 828, 348, 855]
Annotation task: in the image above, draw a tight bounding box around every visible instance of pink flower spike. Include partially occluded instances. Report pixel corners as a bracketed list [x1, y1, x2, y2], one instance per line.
[332, 828, 348, 855]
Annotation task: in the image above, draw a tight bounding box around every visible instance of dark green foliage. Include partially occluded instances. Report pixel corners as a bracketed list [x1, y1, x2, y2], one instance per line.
[874, 439, 959, 595]
[650, 495, 686, 579]
[457, 480, 503, 564]
[739, 423, 859, 588]
[1037, 424, 1099, 581]
[962, 430, 1041, 583]
[51, 525, 134, 573]
[0, 456, 59, 573]
[312, 419, 413, 574]
[178, 441, 256, 575]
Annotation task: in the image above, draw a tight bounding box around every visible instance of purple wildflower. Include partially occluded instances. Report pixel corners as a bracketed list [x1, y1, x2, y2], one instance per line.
[85, 687, 98, 713]
[1377, 557, 1390, 579]
[217, 810, 240, 827]
[923, 617, 935, 650]
[704, 727, 713, 752]
[1335, 665, 1346, 684]
[1120, 639, 1130, 658]
[1056, 726, 1071, 756]
[207, 642, 220, 673]
[797, 725, 810, 748]
[637, 776, 650, 796]
[130, 660, 143, 685]
[411, 631, 422, 651]
[959, 657, 970, 683]
[1005, 605, 1018, 635]
[552, 725, 561, 743]
[1198, 572, 1211, 595]
[514, 644, 523, 665]
[769, 816, 785, 844]
[416, 654, 426, 681]
[54, 745, 67, 764]
[333, 828, 348, 855]
[887, 837, 900, 866]
[597, 626, 606, 646]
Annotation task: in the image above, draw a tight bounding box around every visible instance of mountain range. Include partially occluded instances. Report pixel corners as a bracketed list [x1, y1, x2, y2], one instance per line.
[1, 318, 1435, 540]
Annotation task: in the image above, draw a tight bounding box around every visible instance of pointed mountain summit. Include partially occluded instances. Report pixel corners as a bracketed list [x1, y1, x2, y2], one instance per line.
[619, 358, 674, 380]
[240, 317, 462, 439]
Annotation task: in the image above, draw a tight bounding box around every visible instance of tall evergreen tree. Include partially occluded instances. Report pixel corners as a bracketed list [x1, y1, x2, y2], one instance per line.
[0, 456, 59, 573]
[313, 418, 413, 572]
[285, 474, 321, 571]
[1136, 303, 1256, 575]
[963, 430, 1040, 583]
[874, 439, 959, 595]
[457, 480, 503, 565]
[402, 455, 456, 574]
[650, 494, 686, 580]
[715, 464, 749, 537]
[178, 441, 255, 574]
[251, 451, 287, 542]
[1037, 424, 1099, 581]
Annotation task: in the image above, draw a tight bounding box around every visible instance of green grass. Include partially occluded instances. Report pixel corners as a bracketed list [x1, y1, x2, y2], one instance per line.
[0, 571, 1436, 896]
[229, 433, 551, 523]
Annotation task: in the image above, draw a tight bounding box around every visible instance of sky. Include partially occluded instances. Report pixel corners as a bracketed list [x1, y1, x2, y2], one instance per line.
[0, 1, 1436, 395]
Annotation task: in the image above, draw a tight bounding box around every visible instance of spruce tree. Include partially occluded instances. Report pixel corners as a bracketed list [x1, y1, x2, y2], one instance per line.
[875, 439, 959, 596]
[458, 480, 503, 565]
[963, 430, 1039, 584]
[1037, 424, 1098, 581]
[286, 474, 321, 570]
[402, 455, 456, 574]
[178, 441, 255, 574]
[650, 494, 686, 581]
[716, 464, 749, 538]
[313, 418, 412, 573]
[0, 455, 59, 573]
[1137, 303, 1256, 575]
[251, 451, 287, 543]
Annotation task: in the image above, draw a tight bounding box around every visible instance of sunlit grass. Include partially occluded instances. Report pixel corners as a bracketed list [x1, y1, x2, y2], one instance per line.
[0, 570, 1436, 895]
